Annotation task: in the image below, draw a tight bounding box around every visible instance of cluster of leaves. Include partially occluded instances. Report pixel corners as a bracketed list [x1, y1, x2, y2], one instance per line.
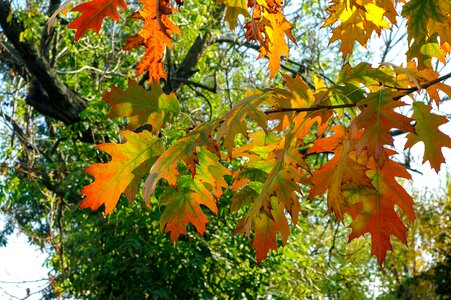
[66, 0, 451, 265]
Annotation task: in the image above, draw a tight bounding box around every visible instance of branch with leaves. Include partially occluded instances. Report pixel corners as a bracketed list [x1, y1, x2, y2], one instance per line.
[54, 0, 451, 266]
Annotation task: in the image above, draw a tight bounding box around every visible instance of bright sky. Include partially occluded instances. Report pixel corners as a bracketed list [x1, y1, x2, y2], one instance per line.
[0, 217, 49, 299]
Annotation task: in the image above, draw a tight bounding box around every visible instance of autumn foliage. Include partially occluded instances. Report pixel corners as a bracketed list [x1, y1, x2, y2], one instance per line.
[66, 0, 451, 265]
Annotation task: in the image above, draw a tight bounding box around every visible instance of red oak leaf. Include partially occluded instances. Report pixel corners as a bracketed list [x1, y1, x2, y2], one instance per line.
[159, 177, 217, 242]
[346, 155, 415, 265]
[69, 0, 127, 41]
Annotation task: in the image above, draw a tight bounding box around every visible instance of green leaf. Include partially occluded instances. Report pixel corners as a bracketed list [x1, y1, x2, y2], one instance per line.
[103, 79, 180, 133]
[405, 102, 451, 172]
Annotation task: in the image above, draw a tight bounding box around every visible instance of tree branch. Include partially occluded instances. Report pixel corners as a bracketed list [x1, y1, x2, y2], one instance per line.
[265, 103, 355, 114]
[265, 71, 451, 114]
[393, 71, 451, 100]
[169, 5, 225, 92]
[0, 1, 87, 125]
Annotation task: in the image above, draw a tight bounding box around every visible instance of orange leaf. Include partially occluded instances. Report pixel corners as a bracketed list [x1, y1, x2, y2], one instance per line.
[346, 155, 415, 265]
[124, 0, 180, 81]
[69, 0, 127, 41]
[350, 89, 414, 164]
[243, 1, 296, 78]
[159, 177, 218, 242]
[251, 211, 279, 263]
[307, 126, 373, 219]
[80, 130, 163, 215]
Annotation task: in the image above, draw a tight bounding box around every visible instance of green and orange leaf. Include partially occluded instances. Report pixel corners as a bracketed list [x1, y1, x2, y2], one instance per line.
[81, 130, 163, 215]
[234, 112, 319, 261]
[103, 79, 180, 133]
[143, 124, 219, 204]
[307, 126, 373, 219]
[196, 147, 231, 199]
[402, 0, 451, 68]
[159, 176, 218, 242]
[350, 89, 414, 164]
[216, 90, 271, 157]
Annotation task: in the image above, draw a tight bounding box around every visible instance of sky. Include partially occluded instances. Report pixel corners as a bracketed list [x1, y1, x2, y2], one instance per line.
[0, 218, 50, 299]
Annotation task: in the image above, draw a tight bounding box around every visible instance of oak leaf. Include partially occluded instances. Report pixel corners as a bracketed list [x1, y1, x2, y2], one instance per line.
[223, 0, 248, 29]
[103, 79, 179, 133]
[216, 90, 270, 157]
[196, 147, 231, 199]
[251, 206, 280, 263]
[243, 1, 296, 77]
[159, 176, 218, 242]
[323, 0, 393, 59]
[143, 124, 219, 204]
[69, 0, 127, 41]
[307, 126, 373, 219]
[143, 131, 229, 241]
[124, 0, 180, 81]
[402, 0, 451, 68]
[346, 154, 415, 265]
[234, 113, 318, 260]
[350, 89, 414, 164]
[393, 62, 451, 106]
[80, 130, 163, 215]
[405, 102, 451, 172]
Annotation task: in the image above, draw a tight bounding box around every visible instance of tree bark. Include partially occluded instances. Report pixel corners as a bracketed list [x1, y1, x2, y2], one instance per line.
[0, 0, 87, 125]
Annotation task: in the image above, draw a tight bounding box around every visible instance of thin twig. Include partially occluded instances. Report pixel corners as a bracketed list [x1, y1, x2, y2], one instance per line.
[265, 103, 356, 114]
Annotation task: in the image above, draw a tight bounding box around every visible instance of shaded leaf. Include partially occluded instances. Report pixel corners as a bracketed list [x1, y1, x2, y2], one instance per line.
[216, 90, 270, 157]
[143, 124, 219, 203]
[346, 155, 415, 265]
[222, 0, 248, 29]
[402, 0, 451, 68]
[103, 79, 179, 133]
